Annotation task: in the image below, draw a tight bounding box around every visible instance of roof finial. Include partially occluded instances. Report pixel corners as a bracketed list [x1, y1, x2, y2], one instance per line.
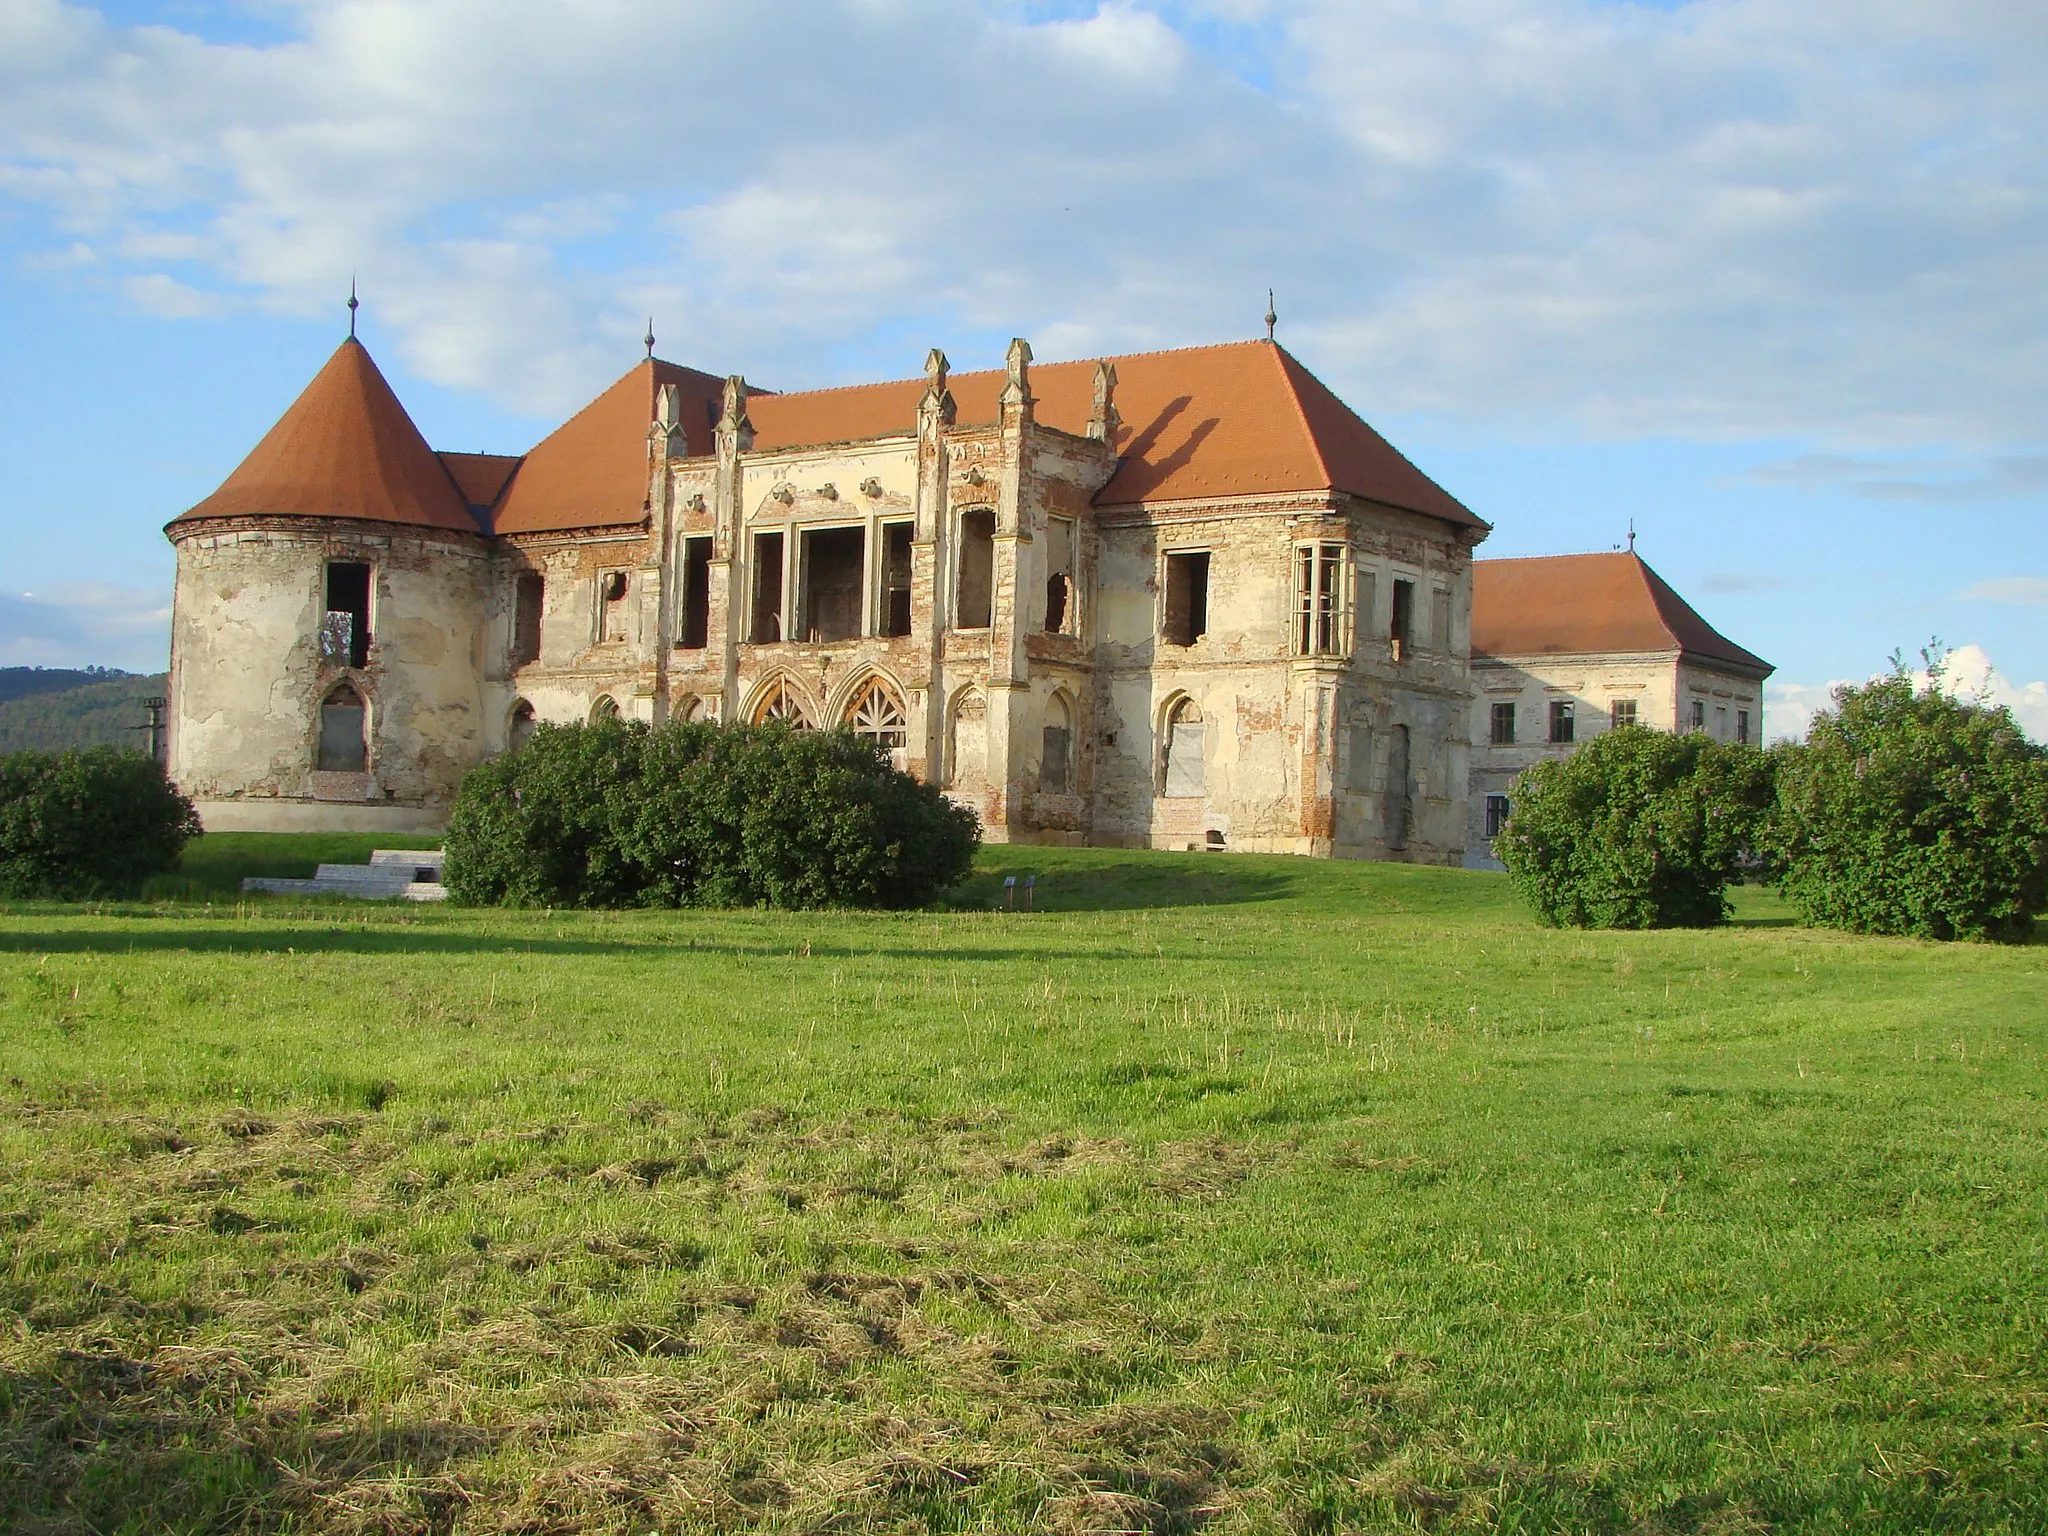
[644, 317, 655, 360]
[347, 276, 359, 339]
[1627, 518, 1636, 553]
[1264, 288, 1277, 343]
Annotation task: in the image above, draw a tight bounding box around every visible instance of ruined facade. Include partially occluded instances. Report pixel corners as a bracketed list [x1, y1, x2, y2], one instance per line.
[1464, 551, 1774, 862]
[167, 330, 1495, 858]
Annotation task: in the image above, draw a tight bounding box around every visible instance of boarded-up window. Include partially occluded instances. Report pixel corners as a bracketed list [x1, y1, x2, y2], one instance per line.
[679, 537, 711, 649]
[1042, 694, 1073, 795]
[799, 525, 864, 642]
[948, 691, 987, 789]
[1163, 551, 1209, 646]
[322, 561, 371, 668]
[512, 572, 544, 665]
[1386, 723, 1411, 850]
[881, 522, 913, 636]
[1431, 587, 1452, 652]
[956, 509, 995, 629]
[1162, 697, 1205, 797]
[751, 531, 784, 644]
[318, 683, 366, 771]
[1346, 723, 1373, 793]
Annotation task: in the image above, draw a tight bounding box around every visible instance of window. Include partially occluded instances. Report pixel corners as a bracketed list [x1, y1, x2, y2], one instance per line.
[1042, 694, 1073, 795]
[1354, 570, 1377, 650]
[1385, 723, 1411, 850]
[799, 525, 864, 642]
[1690, 698, 1706, 732]
[1345, 721, 1373, 793]
[1485, 793, 1511, 840]
[512, 572, 544, 666]
[1162, 697, 1205, 796]
[947, 690, 987, 789]
[1431, 587, 1452, 653]
[1294, 542, 1348, 655]
[845, 676, 907, 750]
[750, 531, 784, 643]
[753, 678, 810, 727]
[1714, 705, 1728, 740]
[600, 571, 630, 642]
[1610, 698, 1638, 730]
[509, 699, 537, 751]
[1389, 578, 1414, 659]
[590, 695, 620, 723]
[1045, 516, 1076, 634]
[1490, 701, 1517, 745]
[1162, 551, 1209, 646]
[881, 522, 913, 637]
[1549, 700, 1575, 743]
[955, 509, 995, 629]
[1737, 708, 1751, 745]
[321, 561, 371, 668]
[679, 537, 711, 650]
[317, 683, 367, 771]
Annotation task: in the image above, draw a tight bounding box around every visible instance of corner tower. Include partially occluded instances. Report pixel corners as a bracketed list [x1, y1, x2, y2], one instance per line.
[165, 336, 491, 830]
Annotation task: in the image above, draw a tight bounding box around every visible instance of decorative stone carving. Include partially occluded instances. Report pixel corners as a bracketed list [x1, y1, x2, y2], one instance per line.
[1088, 360, 1121, 444]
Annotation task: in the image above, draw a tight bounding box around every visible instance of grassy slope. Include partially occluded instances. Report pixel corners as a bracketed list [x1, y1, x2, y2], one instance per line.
[0, 843, 2042, 1533]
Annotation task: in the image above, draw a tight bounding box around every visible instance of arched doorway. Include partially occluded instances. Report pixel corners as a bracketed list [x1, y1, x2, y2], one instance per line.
[318, 683, 367, 772]
[1161, 696, 1204, 797]
[590, 695, 621, 724]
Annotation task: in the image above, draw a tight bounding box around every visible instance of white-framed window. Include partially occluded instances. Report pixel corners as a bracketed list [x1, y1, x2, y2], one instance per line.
[1294, 541, 1350, 656]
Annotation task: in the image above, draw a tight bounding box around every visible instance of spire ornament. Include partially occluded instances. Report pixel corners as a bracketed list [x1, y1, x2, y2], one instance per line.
[348, 276, 359, 339]
[1264, 289, 1277, 343]
[644, 317, 656, 360]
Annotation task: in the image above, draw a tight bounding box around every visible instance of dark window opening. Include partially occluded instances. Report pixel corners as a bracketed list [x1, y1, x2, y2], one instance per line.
[1737, 708, 1751, 744]
[1490, 701, 1516, 745]
[1042, 695, 1074, 796]
[881, 522, 913, 637]
[509, 700, 537, 751]
[1163, 551, 1209, 647]
[955, 509, 995, 629]
[1045, 573, 1070, 635]
[322, 561, 371, 668]
[1485, 793, 1510, 840]
[1550, 699, 1575, 743]
[599, 570, 630, 642]
[751, 531, 784, 644]
[679, 537, 711, 650]
[1044, 516, 1076, 634]
[1389, 578, 1414, 659]
[1690, 698, 1706, 732]
[800, 525, 865, 643]
[318, 683, 367, 772]
[1611, 698, 1638, 730]
[1386, 723, 1411, 849]
[512, 572, 544, 666]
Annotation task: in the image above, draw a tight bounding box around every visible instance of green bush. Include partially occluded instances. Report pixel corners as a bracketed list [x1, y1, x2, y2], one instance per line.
[444, 718, 980, 909]
[0, 747, 202, 900]
[1765, 660, 2048, 942]
[1495, 726, 1774, 929]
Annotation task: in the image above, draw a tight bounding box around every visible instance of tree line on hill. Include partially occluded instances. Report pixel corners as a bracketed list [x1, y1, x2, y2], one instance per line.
[0, 668, 169, 755]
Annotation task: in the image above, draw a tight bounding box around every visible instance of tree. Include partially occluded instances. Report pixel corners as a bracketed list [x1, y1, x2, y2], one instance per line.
[1765, 650, 2048, 942]
[1496, 725, 1774, 929]
[0, 747, 202, 900]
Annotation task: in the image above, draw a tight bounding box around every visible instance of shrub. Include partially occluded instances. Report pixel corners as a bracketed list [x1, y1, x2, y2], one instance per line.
[444, 719, 979, 909]
[0, 747, 202, 900]
[1495, 726, 1774, 929]
[1764, 658, 2048, 942]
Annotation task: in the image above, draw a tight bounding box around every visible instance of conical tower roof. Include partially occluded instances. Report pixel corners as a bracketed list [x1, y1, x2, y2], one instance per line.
[173, 338, 478, 533]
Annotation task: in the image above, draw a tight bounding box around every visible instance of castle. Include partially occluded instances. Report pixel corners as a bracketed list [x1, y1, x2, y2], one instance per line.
[165, 324, 1767, 863]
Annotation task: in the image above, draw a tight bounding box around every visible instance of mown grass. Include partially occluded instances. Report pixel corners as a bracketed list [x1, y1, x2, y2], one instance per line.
[1, 841, 2043, 1534]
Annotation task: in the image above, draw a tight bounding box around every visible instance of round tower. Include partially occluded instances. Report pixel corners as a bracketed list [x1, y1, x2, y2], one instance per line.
[165, 336, 490, 831]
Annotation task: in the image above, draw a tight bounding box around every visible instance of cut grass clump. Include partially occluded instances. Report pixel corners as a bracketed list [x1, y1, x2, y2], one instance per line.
[1, 838, 2044, 1532]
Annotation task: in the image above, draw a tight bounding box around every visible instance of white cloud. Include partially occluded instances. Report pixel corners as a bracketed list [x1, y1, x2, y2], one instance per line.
[1766, 642, 2048, 745]
[0, 1, 2042, 440]
[1959, 576, 2048, 606]
[0, 581, 170, 673]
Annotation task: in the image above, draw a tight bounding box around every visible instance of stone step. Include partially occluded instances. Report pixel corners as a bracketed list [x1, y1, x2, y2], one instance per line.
[242, 848, 450, 902]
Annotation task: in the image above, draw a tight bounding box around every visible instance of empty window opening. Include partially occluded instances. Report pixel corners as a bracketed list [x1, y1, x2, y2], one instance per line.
[1610, 698, 1638, 730]
[1431, 587, 1452, 652]
[1295, 542, 1347, 655]
[1485, 793, 1511, 840]
[600, 571, 630, 642]
[509, 700, 537, 752]
[881, 522, 913, 637]
[1389, 578, 1415, 659]
[1737, 708, 1751, 744]
[512, 572, 544, 666]
[1044, 516, 1076, 634]
[1714, 704, 1728, 739]
[1162, 697, 1205, 797]
[846, 676, 908, 752]
[955, 509, 995, 629]
[322, 561, 371, 668]
[318, 683, 367, 772]
[1042, 694, 1073, 796]
[1385, 723, 1411, 850]
[679, 537, 711, 650]
[800, 525, 865, 643]
[1163, 551, 1210, 647]
[1490, 701, 1517, 745]
[590, 695, 620, 723]
[750, 531, 784, 644]
[1690, 698, 1706, 732]
[753, 679, 810, 727]
[1550, 700, 1575, 743]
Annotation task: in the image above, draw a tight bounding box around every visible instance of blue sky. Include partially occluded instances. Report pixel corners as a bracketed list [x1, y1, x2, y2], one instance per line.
[1, 0, 2042, 739]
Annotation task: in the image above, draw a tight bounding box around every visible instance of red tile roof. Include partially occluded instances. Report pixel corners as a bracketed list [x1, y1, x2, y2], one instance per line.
[437, 451, 522, 513]
[490, 359, 730, 535]
[1473, 552, 1772, 674]
[173, 339, 480, 534]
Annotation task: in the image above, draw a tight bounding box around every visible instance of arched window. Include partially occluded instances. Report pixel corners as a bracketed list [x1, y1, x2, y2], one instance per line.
[946, 690, 986, 790]
[1161, 696, 1204, 797]
[590, 695, 621, 723]
[752, 679, 811, 728]
[318, 683, 367, 772]
[676, 694, 704, 723]
[845, 676, 907, 750]
[1041, 693, 1073, 796]
[509, 699, 537, 751]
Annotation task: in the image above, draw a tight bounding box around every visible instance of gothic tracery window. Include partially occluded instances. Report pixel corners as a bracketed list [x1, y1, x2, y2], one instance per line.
[753, 679, 812, 728]
[845, 677, 907, 749]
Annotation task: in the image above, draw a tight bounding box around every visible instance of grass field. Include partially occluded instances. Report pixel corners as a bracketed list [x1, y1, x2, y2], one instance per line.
[1, 839, 2043, 1533]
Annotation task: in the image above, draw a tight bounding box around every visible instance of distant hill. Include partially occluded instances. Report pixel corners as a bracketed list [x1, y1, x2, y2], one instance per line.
[0, 669, 171, 755]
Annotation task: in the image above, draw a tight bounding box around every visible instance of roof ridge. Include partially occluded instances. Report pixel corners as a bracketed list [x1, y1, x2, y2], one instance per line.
[752, 337, 1275, 404]
[1267, 344, 1337, 493]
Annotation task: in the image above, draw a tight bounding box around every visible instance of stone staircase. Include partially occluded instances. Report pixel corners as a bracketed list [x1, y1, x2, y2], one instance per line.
[243, 849, 447, 901]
